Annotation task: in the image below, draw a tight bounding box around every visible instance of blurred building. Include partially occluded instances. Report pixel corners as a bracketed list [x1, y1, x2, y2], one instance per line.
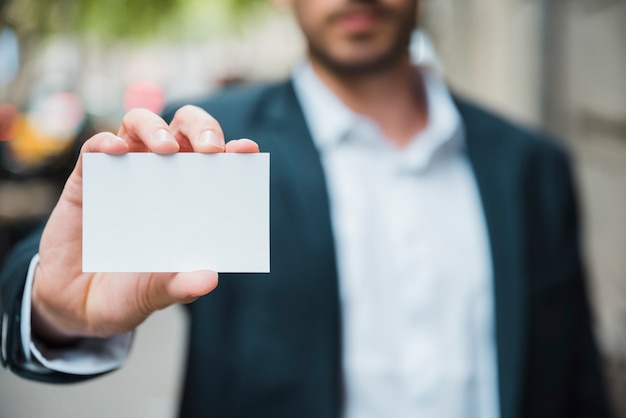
[422, 0, 626, 412]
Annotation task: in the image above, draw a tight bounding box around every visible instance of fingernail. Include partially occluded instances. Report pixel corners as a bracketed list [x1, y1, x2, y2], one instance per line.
[154, 128, 176, 144]
[199, 130, 224, 149]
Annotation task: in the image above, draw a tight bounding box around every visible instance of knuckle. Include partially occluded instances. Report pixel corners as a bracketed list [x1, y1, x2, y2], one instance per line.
[80, 132, 108, 152]
[174, 105, 216, 124]
[174, 104, 203, 120]
[122, 108, 156, 126]
[137, 291, 158, 317]
[122, 108, 139, 121]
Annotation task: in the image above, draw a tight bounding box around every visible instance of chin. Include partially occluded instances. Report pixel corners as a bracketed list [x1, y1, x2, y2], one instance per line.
[317, 47, 407, 77]
[310, 31, 411, 77]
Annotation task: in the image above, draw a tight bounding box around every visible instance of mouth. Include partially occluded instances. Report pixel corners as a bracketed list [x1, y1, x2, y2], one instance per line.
[330, 6, 389, 35]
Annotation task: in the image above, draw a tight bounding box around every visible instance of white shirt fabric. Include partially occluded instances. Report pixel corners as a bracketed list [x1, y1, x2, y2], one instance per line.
[20, 254, 133, 374]
[21, 32, 499, 417]
[292, 61, 499, 418]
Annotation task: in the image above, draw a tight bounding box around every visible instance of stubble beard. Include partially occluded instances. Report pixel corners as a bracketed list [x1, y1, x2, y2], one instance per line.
[305, 2, 417, 79]
[307, 32, 412, 79]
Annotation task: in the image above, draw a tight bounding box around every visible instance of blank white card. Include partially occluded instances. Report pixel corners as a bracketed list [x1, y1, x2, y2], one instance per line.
[82, 153, 269, 273]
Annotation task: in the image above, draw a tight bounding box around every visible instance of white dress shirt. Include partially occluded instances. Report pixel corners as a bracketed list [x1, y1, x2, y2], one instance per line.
[292, 61, 499, 418]
[21, 34, 500, 418]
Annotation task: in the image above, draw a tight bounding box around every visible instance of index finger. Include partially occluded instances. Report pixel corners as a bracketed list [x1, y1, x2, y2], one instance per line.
[169, 105, 225, 153]
[117, 108, 180, 154]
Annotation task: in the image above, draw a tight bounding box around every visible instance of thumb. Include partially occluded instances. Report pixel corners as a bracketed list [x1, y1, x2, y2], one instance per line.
[63, 133, 129, 207]
[142, 270, 219, 312]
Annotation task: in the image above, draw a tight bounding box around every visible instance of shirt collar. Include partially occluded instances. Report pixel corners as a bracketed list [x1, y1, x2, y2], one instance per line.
[292, 33, 463, 171]
[400, 67, 464, 171]
[291, 61, 358, 150]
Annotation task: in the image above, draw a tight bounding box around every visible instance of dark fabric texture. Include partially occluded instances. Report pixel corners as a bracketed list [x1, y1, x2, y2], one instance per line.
[0, 80, 613, 418]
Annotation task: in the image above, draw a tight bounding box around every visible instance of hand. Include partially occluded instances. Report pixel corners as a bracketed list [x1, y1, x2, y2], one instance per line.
[31, 105, 258, 343]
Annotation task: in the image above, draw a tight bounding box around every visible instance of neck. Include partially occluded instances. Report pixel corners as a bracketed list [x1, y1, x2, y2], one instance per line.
[310, 53, 428, 148]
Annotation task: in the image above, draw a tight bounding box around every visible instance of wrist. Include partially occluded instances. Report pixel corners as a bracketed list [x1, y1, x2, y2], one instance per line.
[31, 265, 82, 347]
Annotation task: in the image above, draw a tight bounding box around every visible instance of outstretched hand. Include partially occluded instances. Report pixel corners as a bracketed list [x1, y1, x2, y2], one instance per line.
[31, 105, 258, 343]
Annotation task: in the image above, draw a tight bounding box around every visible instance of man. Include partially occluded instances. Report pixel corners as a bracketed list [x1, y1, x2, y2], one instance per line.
[0, 0, 613, 417]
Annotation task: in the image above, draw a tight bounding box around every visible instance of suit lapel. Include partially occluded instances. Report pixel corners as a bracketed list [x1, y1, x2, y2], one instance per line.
[263, 82, 339, 252]
[256, 81, 344, 417]
[457, 100, 528, 418]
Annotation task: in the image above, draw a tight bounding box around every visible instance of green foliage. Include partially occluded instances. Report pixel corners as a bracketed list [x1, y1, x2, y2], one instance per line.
[230, 0, 265, 13]
[76, 0, 187, 38]
[1, 0, 268, 39]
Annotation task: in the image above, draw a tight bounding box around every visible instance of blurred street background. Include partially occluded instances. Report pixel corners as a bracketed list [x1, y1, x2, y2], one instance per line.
[1, 0, 625, 416]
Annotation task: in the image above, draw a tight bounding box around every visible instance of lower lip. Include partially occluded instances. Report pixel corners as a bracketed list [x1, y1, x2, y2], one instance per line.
[337, 12, 379, 33]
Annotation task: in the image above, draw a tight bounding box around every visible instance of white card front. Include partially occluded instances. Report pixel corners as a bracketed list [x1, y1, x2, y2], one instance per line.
[82, 153, 269, 273]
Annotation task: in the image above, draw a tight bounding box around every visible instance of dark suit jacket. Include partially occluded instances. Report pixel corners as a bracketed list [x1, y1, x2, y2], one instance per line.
[0, 80, 613, 418]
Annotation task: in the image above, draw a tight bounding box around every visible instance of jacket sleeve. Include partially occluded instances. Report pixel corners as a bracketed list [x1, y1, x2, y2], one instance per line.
[0, 223, 113, 383]
[561, 158, 614, 418]
[531, 144, 614, 418]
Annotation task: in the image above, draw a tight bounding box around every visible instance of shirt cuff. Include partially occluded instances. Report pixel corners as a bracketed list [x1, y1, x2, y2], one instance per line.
[20, 254, 133, 375]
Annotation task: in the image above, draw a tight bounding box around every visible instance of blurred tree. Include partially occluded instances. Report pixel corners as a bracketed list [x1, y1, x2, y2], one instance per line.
[0, 0, 272, 105]
[0, 0, 266, 39]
